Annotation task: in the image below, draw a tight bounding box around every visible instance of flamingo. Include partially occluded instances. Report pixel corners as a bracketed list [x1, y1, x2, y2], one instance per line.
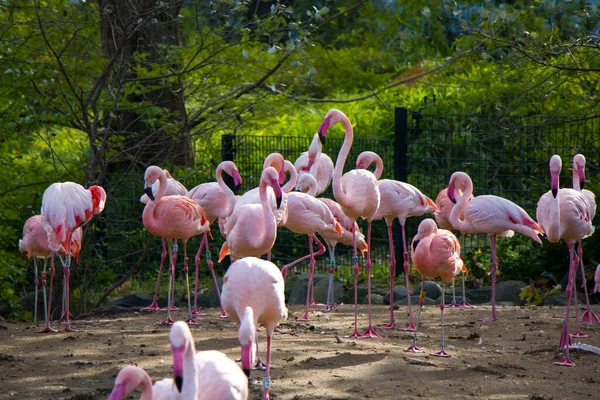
[536, 155, 593, 366]
[294, 132, 334, 196]
[355, 151, 438, 330]
[318, 109, 381, 339]
[140, 169, 188, 312]
[278, 176, 344, 321]
[221, 257, 287, 400]
[186, 161, 243, 318]
[447, 171, 542, 322]
[405, 219, 464, 356]
[434, 187, 474, 308]
[571, 154, 599, 325]
[142, 166, 209, 325]
[39, 181, 106, 332]
[218, 167, 283, 262]
[108, 365, 176, 400]
[170, 321, 248, 399]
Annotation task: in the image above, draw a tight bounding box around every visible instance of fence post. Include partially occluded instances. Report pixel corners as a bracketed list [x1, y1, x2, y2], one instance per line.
[221, 134, 236, 193]
[394, 107, 408, 278]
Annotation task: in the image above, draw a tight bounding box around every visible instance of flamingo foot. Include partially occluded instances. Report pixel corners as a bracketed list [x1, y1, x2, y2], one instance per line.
[185, 317, 200, 325]
[191, 309, 209, 316]
[359, 326, 381, 339]
[36, 325, 58, 333]
[155, 316, 175, 325]
[432, 350, 451, 357]
[558, 325, 572, 349]
[63, 324, 80, 332]
[345, 329, 361, 339]
[570, 330, 590, 338]
[296, 314, 310, 322]
[457, 299, 474, 308]
[321, 304, 335, 312]
[141, 302, 161, 311]
[254, 361, 266, 371]
[552, 357, 575, 367]
[274, 327, 282, 333]
[309, 301, 325, 307]
[581, 309, 600, 325]
[219, 311, 229, 318]
[446, 302, 461, 308]
[479, 315, 497, 322]
[376, 321, 395, 330]
[59, 312, 74, 323]
[160, 305, 180, 311]
[400, 321, 416, 332]
[404, 344, 424, 353]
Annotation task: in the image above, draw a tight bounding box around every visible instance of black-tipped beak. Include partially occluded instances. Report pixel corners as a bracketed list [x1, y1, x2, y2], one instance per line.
[412, 239, 420, 252]
[175, 375, 183, 392]
[276, 195, 282, 209]
[318, 131, 325, 144]
[144, 186, 155, 201]
[243, 368, 251, 377]
[552, 188, 558, 198]
[580, 180, 586, 190]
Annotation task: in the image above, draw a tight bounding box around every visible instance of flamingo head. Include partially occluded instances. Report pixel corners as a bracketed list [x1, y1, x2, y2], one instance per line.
[263, 153, 285, 184]
[263, 167, 283, 208]
[231, 168, 243, 187]
[144, 186, 155, 201]
[549, 154, 562, 198]
[239, 307, 256, 377]
[89, 185, 106, 214]
[317, 116, 331, 144]
[447, 180, 457, 204]
[108, 365, 145, 400]
[169, 321, 193, 393]
[574, 154, 586, 190]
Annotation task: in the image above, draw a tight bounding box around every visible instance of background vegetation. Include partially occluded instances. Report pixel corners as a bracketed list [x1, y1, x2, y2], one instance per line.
[2, 0, 600, 319]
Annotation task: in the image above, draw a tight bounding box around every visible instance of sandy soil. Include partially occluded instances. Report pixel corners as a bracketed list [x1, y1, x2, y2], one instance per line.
[1, 303, 599, 400]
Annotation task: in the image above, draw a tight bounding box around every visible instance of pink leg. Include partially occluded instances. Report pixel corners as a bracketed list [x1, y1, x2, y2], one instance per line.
[457, 234, 474, 308]
[554, 242, 576, 367]
[570, 270, 589, 338]
[309, 237, 326, 307]
[191, 234, 206, 316]
[433, 283, 451, 357]
[322, 244, 337, 312]
[346, 225, 361, 339]
[378, 224, 397, 329]
[141, 238, 167, 311]
[62, 236, 78, 332]
[400, 224, 416, 331]
[480, 235, 498, 322]
[37, 254, 58, 333]
[281, 237, 326, 282]
[360, 222, 381, 339]
[298, 236, 315, 321]
[405, 281, 425, 353]
[156, 241, 177, 325]
[33, 258, 39, 323]
[183, 253, 200, 325]
[578, 240, 600, 325]
[262, 332, 273, 400]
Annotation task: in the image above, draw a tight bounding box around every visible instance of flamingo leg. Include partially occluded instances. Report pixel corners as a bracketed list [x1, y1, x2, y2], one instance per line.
[165, 239, 180, 311]
[457, 233, 473, 308]
[297, 236, 315, 321]
[309, 237, 326, 307]
[41, 258, 48, 325]
[281, 237, 326, 281]
[262, 332, 273, 400]
[448, 279, 458, 308]
[578, 240, 600, 325]
[322, 244, 336, 312]
[400, 224, 416, 331]
[405, 277, 425, 353]
[360, 221, 381, 338]
[480, 234, 498, 322]
[253, 331, 266, 371]
[554, 241, 577, 367]
[191, 234, 209, 317]
[63, 233, 79, 332]
[33, 258, 38, 323]
[346, 224, 361, 339]
[378, 224, 397, 328]
[37, 254, 58, 333]
[156, 240, 176, 325]
[141, 238, 168, 311]
[183, 243, 199, 325]
[433, 282, 451, 357]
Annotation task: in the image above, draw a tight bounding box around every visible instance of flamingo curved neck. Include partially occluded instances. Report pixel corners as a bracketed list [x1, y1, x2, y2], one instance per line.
[138, 371, 154, 400]
[572, 169, 582, 191]
[332, 116, 353, 205]
[282, 162, 298, 193]
[259, 179, 277, 242]
[182, 337, 198, 397]
[448, 179, 473, 233]
[217, 164, 238, 213]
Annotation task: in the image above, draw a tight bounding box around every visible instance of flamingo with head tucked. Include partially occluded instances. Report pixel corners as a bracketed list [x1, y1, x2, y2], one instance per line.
[318, 109, 381, 339]
[142, 166, 209, 325]
[294, 132, 334, 196]
[447, 171, 542, 322]
[355, 151, 437, 330]
[107, 365, 176, 400]
[186, 161, 243, 318]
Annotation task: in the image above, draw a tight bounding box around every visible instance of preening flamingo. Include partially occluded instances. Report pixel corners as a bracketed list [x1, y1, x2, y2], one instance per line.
[139, 169, 188, 312]
[108, 365, 176, 400]
[536, 155, 593, 366]
[221, 257, 287, 400]
[186, 161, 243, 318]
[169, 321, 248, 399]
[571, 154, 599, 325]
[356, 151, 437, 330]
[294, 132, 334, 196]
[447, 171, 542, 322]
[219, 167, 283, 262]
[406, 218, 464, 357]
[142, 166, 209, 325]
[279, 177, 343, 321]
[319, 109, 381, 339]
[434, 187, 474, 308]
[39, 181, 106, 332]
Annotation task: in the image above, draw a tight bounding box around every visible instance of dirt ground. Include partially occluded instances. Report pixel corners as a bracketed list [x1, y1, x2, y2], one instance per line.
[1, 302, 599, 400]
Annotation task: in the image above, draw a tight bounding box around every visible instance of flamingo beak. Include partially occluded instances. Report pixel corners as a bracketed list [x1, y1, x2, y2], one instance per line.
[278, 168, 286, 185]
[271, 179, 283, 209]
[233, 170, 243, 187]
[241, 343, 252, 377]
[107, 383, 126, 400]
[578, 168, 586, 190]
[551, 170, 559, 198]
[426, 197, 438, 211]
[447, 181, 457, 204]
[144, 186, 155, 201]
[171, 345, 184, 392]
[318, 119, 330, 144]
[306, 158, 315, 171]
[356, 161, 364, 169]
[412, 239, 421, 252]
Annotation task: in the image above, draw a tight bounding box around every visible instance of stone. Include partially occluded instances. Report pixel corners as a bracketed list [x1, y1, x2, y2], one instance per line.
[363, 293, 385, 305]
[494, 280, 527, 305]
[384, 285, 410, 305]
[107, 294, 164, 308]
[465, 287, 492, 304]
[412, 280, 443, 299]
[313, 277, 344, 304]
[287, 275, 310, 305]
[394, 295, 436, 306]
[208, 277, 227, 307]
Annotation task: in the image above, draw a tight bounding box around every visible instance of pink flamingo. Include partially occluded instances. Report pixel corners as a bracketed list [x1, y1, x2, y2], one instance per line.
[571, 154, 599, 325]
[405, 218, 464, 356]
[39, 182, 106, 332]
[221, 257, 287, 400]
[218, 167, 283, 262]
[447, 171, 542, 322]
[170, 321, 248, 399]
[355, 151, 438, 330]
[108, 365, 176, 400]
[536, 155, 593, 366]
[318, 109, 381, 339]
[295, 173, 368, 311]
[279, 176, 343, 321]
[434, 187, 474, 308]
[142, 166, 209, 325]
[140, 169, 188, 312]
[294, 132, 334, 195]
[186, 161, 243, 318]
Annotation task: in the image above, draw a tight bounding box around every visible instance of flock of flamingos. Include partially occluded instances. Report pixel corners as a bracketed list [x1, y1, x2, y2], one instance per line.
[18, 108, 600, 399]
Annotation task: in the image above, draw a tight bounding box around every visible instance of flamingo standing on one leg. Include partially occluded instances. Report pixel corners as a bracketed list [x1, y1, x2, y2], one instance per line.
[536, 155, 593, 367]
[434, 187, 474, 308]
[187, 161, 243, 317]
[140, 168, 188, 312]
[447, 171, 543, 322]
[405, 218, 464, 356]
[355, 151, 437, 330]
[221, 257, 287, 400]
[169, 321, 248, 399]
[571, 154, 600, 325]
[318, 109, 381, 339]
[39, 182, 106, 332]
[294, 132, 334, 196]
[142, 166, 209, 325]
[108, 365, 176, 400]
